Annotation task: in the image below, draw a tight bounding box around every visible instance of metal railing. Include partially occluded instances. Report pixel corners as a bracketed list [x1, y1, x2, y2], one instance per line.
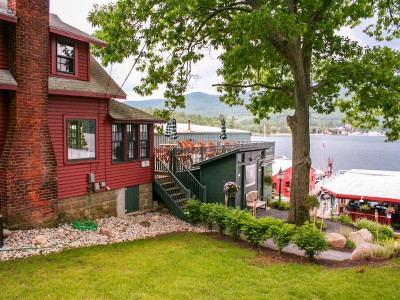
[154, 156, 191, 211]
[155, 141, 274, 167]
[170, 151, 206, 202]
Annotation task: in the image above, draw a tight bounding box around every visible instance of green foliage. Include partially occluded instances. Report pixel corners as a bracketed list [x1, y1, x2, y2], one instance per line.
[209, 204, 229, 234]
[264, 174, 273, 187]
[270, 201, 290, 210]
[304, 220, 327, 231]
[338, 214, 351, 225]
[270, 223, 296, 252]
[240, 217, 269, 247]
[354, 219, 395, 241]
[224, 207, 252, 241]
[292, 225, 329, 259]
[89, 0, 400, 225]
[199, 203, 214, 230]
[301, 195, 320, 209]
[184, 199, 202, 225]
[345, 240, 356, 250]
[360, 204, 371, 213]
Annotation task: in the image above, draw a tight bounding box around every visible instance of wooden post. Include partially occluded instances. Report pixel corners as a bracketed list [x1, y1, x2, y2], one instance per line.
[313, 207, 317, 228]
[253, 199, 256, 217]
[375, 209, 379, 241]
[224, 194, 228, 206]
[321, 203, 326, 232]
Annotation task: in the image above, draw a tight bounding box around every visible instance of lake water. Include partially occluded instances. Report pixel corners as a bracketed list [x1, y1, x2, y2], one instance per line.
[252, 135, 400, 172]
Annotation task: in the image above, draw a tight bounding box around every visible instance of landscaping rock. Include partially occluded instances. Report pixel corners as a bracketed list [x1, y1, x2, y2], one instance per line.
[351, 242, 386, 260]
[33, 235, 47, 246]
[161, 208, 170, 214]
[139, 221, 151, 228]
[348, 231, 365, 247]
[394, 241, 400, 251]
[100, 228, 111, 237]
[151, 215, 160, 222]
[358, 229, 374, 242]
[326, 233, 346, 248]
[3, 229, 11, 238]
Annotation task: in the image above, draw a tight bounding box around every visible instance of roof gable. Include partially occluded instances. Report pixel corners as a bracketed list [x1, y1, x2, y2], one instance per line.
[50, 14, 106, 47]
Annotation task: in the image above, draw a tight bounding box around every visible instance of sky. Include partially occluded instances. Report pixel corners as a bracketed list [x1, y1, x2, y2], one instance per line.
[50, 0, 399, 101]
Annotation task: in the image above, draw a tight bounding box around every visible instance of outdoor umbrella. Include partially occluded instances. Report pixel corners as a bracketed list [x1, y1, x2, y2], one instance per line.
[170, 118, 178, 140]
[220, 118, 227, 140]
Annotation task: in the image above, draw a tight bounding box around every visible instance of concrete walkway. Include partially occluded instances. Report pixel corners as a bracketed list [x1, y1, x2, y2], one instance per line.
[256, 208, 353, 261]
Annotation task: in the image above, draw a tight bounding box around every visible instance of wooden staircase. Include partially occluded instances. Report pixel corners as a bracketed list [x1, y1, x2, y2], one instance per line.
[153, 162, 191, 221]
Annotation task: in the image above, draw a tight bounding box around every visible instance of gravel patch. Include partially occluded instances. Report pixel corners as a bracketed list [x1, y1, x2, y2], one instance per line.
[0, 212, 208, 261]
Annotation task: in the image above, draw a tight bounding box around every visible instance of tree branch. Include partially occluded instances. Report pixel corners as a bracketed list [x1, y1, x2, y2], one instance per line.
[212, 82, 293, 96]
[310, 81, 329, 93]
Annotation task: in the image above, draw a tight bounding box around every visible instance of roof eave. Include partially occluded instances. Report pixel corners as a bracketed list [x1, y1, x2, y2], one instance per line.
[50, 27, 107, 47]
[49, 90, 126, 99]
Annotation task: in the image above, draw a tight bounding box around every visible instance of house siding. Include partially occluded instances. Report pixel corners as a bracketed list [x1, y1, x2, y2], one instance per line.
[48, 95, 154, 201]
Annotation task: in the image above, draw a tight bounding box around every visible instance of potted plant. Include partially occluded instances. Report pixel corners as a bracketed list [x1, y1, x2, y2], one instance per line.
[223, 181, 239, 207]
[360, 204, 370, 213]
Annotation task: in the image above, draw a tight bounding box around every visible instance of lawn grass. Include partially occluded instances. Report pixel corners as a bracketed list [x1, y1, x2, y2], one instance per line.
[0, 232, 399, 299]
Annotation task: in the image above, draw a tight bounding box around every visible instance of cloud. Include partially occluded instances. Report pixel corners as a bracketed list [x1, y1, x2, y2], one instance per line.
[52, 0, 399, 101]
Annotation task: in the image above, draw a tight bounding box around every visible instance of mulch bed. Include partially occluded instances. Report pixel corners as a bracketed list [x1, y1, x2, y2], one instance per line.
[204, 232, 400, 269]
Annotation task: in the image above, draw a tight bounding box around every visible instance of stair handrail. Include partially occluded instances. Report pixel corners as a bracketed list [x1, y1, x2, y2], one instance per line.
[154, 156, 190, 198]
[170, 151, 206, 202]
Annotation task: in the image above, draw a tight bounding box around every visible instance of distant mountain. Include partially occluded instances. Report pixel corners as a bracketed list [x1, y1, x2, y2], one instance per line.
[124, 91, 345, 123]
[125, 92, 250, 117]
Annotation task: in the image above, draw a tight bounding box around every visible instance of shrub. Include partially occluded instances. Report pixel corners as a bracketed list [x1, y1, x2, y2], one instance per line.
[304, 220, 327, 231]
[354, 219, 395, 241]
[292, 225, 329, 259]
[199, 203, 214, 229]
[240, 217, 269, 247]
[379, 225, 395, 241]
[345, 240, 356, 250]
[270, 223, 296, 252]
[224, 208, 251, 240]
[209, 204, 229, 234]
[339, 214, 351, 225]
[270, 201, 290, 210]
[184, 199, 202, 224]
[302, 195, 320, 209]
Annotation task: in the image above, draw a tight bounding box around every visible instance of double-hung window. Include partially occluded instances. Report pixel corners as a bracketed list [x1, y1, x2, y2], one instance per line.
[57, 37, 75, 74]
[112, 124, 124, 162]
[140, 124, 150, 159]
[67, 119, 96, 161]
[112, 123, 138, 162]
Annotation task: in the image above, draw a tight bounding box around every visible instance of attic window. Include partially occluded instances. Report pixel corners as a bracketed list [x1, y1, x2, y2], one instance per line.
[56, 37, 75, 74]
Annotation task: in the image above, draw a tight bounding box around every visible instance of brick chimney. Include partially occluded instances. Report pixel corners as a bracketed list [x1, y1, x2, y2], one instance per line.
[0, 0, 58, 228]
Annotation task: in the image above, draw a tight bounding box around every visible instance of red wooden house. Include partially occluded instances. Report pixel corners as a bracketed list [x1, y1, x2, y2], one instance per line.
[0, 0, 164, 228]
[272, 157, 317, 198]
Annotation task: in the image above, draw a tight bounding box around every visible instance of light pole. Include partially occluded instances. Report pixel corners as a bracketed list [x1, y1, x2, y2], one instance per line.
[277, 168, 284, 204]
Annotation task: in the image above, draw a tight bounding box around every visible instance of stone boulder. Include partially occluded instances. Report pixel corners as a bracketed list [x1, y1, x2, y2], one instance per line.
[347, 231, 365, 247]
[394, 241, 400, 251]
[351, 242, 386, 260]
[33, 235, 47, 246]
[325, 233, 346, 248]
[100, 228, 111, 237]
[151, 215, 160, 222]
[161, 208, 170, 214]
[3, 229, 12, 238]
[358, 228, 374, 243]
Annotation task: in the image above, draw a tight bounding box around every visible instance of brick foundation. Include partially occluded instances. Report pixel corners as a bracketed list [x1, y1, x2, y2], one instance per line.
[0, 0, 58, 229]
[139, 183, 153, 211]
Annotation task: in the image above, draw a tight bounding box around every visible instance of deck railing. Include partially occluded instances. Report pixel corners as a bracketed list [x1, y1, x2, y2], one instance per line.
[349, 211, 391, 226]
[155, 141, 273, 167]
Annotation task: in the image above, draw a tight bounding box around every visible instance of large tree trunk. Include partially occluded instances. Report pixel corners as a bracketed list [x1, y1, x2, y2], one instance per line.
[287, 61, 312, 226]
